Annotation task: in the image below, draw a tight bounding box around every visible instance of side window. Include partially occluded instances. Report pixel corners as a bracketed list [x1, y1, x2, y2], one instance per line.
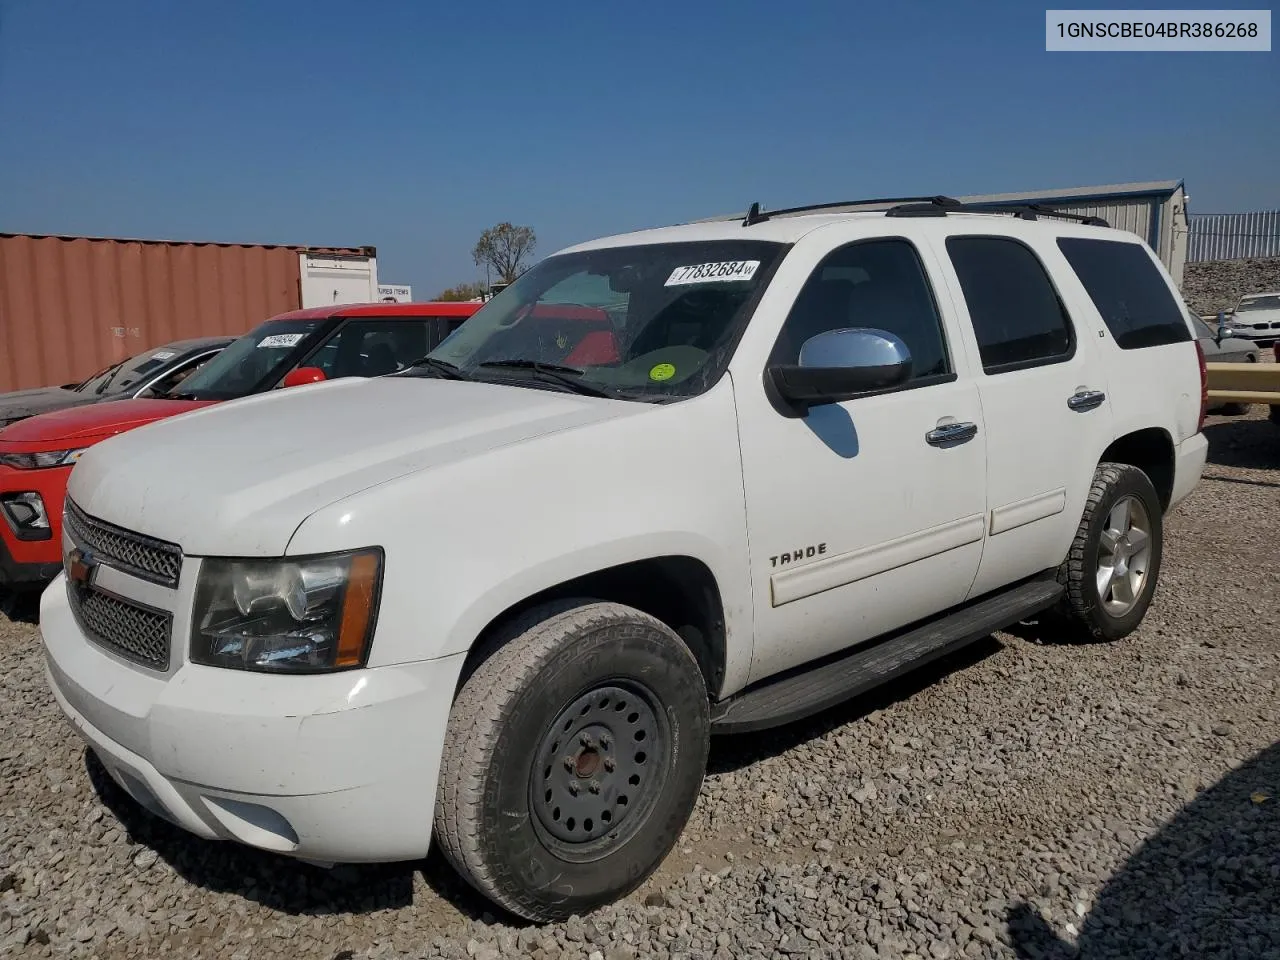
[1056, 238, 1192, 350]
[770, 239, 952, 381]
[946, 237, 1075, 373]
[302, 320, 432, 380]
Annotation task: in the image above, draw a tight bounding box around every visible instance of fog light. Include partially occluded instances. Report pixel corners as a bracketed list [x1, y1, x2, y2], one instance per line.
[1, 492, 51, 541]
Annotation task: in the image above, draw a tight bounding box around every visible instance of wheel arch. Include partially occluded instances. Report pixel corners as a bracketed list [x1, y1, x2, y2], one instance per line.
[456, 553, 733, 702]
[1099, 427, 1176, 511]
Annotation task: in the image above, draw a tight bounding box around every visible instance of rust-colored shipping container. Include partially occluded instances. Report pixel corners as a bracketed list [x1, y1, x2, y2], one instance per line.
[0, 233, 375, 393]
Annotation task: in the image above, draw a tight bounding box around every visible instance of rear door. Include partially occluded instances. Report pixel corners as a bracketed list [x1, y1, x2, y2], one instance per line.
[929, 232, 1115, 598]
[1054, 235, 1201, 445]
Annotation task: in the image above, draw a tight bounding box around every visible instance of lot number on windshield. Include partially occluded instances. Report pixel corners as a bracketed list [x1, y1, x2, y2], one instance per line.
[665, 260, 760, 286]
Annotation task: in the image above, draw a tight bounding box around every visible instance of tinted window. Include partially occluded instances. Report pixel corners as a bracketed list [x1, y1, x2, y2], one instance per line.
[946, 237, 1074, 372]
[1057, 238, 1191, 350]
[770, 239, 951, 381]
[301, 319, 432, 380]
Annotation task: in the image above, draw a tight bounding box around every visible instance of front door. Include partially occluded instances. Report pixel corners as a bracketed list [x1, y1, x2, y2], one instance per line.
[929, 232, 1115, 598]
[735, 236, 989, 684]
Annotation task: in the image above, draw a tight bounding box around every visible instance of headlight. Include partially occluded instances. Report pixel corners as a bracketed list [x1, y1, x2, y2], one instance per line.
[190, 548, 383, 673]
[0, 448, 88, 470]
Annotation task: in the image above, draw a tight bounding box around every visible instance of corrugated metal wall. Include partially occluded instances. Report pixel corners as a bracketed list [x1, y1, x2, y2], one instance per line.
[0, 235, 361, 393]
[1188, 211, 1280, 263]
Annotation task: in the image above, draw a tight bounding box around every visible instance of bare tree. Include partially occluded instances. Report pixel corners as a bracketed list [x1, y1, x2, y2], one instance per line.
[472, 223, 537, 285]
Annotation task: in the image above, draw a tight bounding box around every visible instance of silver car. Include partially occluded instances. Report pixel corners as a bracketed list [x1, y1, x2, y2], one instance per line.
[1190, 309, 1261, 415]
[1227, 292, 1280, 345]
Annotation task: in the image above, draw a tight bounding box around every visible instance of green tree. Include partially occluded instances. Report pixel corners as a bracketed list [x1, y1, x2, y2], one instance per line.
[435, 282, 487, 302]
[472, 222, 537, 285]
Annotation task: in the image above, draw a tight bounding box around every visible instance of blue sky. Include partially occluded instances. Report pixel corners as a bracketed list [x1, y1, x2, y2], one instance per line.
[1, 0, 1276, 297]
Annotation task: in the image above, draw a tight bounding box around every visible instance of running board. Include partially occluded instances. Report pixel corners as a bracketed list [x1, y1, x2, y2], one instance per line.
[709, 578, 1064, 734]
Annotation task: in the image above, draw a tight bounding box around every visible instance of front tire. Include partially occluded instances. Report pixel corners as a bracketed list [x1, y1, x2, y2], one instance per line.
[1056, 462, 1164, 642]
[433, 600, 710, 922]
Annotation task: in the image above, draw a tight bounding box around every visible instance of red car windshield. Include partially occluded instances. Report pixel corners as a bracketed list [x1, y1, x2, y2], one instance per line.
[167, 318, 324, 400]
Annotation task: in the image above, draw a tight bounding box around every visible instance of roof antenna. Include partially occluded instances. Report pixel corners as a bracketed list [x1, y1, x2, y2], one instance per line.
[743, 202, 769, 226]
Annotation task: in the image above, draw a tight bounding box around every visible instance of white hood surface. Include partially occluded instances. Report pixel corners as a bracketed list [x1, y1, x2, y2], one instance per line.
[68, 376, 635, 556]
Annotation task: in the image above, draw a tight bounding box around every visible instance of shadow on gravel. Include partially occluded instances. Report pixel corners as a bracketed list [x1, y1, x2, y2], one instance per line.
[1007, 740, 1280, 960]
[0, 587, 41, 624]
[707, 635, 1006, 776]
[1203, 419, 1280, 471]
[83, 749, 502, 923]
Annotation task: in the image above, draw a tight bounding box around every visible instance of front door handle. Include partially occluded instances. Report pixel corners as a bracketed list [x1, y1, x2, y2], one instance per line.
[925, 421, 979, 447]
[1067, 389, 1106, 412]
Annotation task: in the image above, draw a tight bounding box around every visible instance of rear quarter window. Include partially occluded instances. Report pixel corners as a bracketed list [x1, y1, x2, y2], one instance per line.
[1057, 238, 1191, 350]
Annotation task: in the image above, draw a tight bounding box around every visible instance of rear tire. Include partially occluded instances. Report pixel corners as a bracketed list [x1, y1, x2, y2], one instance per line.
[1055, 463, 1164, 642]
[433, 600, 710, 922]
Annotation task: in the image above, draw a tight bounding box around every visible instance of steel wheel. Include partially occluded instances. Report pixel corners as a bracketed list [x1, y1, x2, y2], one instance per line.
[1095, 494, 1152, 616]
[531, 682, 668, 860]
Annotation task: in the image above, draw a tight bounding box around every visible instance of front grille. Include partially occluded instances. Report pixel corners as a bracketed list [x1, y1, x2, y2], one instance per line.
[67, 582, 172, 670]
[64, 499, 183, 588]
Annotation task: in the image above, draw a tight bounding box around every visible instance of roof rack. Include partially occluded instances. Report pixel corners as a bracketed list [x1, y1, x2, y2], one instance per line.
[885, 200, 1109, 227]
[739, 196, 1109, 228]
[742, 196, 962, 226]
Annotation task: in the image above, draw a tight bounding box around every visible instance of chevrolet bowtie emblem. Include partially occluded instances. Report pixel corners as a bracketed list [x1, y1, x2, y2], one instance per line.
[66, 547, 98, 586]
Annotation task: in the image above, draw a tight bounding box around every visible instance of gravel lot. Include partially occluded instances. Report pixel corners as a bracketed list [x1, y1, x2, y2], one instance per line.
[2, 411, 1278, 960]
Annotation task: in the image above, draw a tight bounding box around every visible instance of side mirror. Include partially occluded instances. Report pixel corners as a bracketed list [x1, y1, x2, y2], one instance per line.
[768, 328, 912, 408]
[282, 366, 327, 388]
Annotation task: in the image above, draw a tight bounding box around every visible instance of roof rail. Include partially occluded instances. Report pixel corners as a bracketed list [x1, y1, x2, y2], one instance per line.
[886, 200, 1109, 227]
[742, 195, 963, 226]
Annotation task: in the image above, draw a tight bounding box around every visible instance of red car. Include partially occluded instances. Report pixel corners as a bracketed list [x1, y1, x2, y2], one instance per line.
[0, 300, 486, 589]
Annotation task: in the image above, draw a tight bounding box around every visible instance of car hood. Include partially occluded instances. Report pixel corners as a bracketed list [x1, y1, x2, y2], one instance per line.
[0, 387, 96, 426]
[0, 398, 210, 445]
[68, 376, 639, 556]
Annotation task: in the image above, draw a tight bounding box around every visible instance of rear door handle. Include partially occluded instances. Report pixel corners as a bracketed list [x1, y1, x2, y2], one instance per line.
[1067, 389, 1106, 412]
[925, 421, 979, 447]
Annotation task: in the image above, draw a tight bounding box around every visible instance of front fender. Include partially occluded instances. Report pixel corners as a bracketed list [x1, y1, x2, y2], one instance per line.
[284, 381, 756, 693]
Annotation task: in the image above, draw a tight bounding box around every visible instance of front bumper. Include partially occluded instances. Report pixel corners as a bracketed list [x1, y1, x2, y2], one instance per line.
[41, 576, 466, 863]
[0, 464, 70, 586]
[0, 533, 62, 586]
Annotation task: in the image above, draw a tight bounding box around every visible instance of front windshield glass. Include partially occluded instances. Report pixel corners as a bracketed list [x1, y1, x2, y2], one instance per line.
[1237, 295, 1280, 312]
[171, 318, 323, 400]
[422, 240, 787, 399]
[73, 346, 180, 396]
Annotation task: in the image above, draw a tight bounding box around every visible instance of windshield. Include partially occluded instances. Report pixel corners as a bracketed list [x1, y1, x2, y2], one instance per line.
[73, 346, 182, 396]
[171, 318, 324, 400]
[421, 240, 786, 399]
[1237, 295, 1280, 312]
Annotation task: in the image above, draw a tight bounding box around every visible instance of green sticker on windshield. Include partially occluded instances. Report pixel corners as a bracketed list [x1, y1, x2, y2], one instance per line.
[649, 362, 676, 381]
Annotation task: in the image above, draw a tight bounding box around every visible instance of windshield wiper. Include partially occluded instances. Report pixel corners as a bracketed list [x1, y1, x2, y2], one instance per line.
[405, 357, 471, 380]
[476, 360, 619, 398]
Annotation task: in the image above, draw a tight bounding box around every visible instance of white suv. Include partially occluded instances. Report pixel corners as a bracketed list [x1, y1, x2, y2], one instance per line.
[40, 197, 1208, 921]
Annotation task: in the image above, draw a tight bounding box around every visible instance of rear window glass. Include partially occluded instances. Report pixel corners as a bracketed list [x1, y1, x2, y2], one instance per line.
[1057, 238, 1191, 350]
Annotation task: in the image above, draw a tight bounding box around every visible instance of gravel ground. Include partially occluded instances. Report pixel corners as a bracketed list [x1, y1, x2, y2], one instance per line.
[1183, 256, 1280, 316]
[2, 411, 1278, 960]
